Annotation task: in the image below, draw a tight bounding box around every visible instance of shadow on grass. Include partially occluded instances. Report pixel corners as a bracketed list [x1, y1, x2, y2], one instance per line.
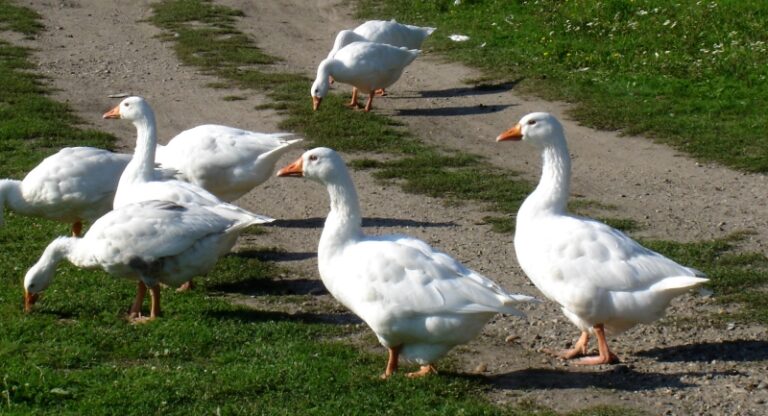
[208, 276, 326, 296]
[485, 366, 737, 391]
[271, 217, 457, 229]
[397, 103, 514, 117]
[635, 340, 768, 362]
[418, 79, 522, 98]
[206, 307, 361, 325]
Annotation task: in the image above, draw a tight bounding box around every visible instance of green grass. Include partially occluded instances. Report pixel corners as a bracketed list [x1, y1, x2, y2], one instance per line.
[146, 0, 768, 324]
[357, 0, 768, 173]
[1, 0, 765, 413]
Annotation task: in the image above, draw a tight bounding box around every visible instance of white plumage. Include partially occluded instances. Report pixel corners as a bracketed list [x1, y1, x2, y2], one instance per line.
[497, 112, 708, 365]
[311, 42, 419, 112]
[23, 200, 262, 321]
[103, 96, 273, 225]
[155, 125, 303, 202]
[0, 147, 131, 236]
[326, 19, 435, 60]
[277, 147, 536, 378]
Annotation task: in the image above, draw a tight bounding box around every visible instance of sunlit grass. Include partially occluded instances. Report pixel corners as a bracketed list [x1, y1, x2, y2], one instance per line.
[357, 0, 768, 172]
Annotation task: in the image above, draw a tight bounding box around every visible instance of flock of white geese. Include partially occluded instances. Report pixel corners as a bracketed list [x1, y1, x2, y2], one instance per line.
[1, 20, 708, 378]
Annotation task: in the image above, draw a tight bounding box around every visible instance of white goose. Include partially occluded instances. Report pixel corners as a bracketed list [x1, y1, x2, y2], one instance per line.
[156, 125, 303, 202]
[327, 20, 435, 59]
[0, 147, 130, 236]
[102, 96, 273, 223]
[497, 112, 708, 365]
[277, 147, 536, 378]
[311, 42, 419, 112]
[24, 200, 262, 322]
[326, 20, 434, 95]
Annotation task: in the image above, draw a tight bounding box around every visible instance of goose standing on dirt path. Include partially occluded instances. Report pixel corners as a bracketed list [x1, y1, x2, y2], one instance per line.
[277, 147, 537, 378]
[326, 19, 435, 95]
[24, 200, 263, 322]
[496, 112, 708, 365]
[103, 96, 274, 291]
[102, 96, 273, 222]
[311, 42, 419, 112]
[156, 125, 303, 202]
[0, 147, 132, 236]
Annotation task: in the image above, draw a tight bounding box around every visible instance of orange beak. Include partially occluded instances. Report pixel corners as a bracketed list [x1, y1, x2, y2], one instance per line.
[276, 156, 304, 177]
[24, 290, 39, 313]
[312, 96, 322, 111]
[102, 104, 121, 119]
[496, 123, 523, 142]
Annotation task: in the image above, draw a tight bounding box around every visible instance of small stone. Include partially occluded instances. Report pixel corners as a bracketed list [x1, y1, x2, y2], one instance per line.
[473, 363, 487, 374]
[505, 334, 519, 343]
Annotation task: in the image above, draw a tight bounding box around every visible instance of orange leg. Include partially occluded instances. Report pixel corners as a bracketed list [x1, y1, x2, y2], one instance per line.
[381, 345, 402, 379]
[148, 285, 161, 319]
[406, 364, 437, 378]
[176, 279, 195, 292]
[545, 330, 590, 359]
[129, 281, 147, 319]
[345, 87, 361, 109]
[574, 324, 619, 365]
[363, 91, 375, 112]
[71, 221, 83, 237]
[375, 88, 387, 96]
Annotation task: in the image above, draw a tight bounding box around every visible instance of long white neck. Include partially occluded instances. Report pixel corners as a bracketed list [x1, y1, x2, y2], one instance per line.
[26, 236, 86, 292]
[119, 112, 159, 188]
[519, 138, 572, 218]
[319, 170, 364, 255]
[0, 179, 29, 223]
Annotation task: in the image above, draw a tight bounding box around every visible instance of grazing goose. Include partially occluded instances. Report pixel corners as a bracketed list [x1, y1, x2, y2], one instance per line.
[497, 112, 708, 365]
[156, 125, 303, 202]
[277, 147, 536, 378]
[326, 20, 434, 95]
[24, 200, 262, 322]
[311, 42, 419, 112]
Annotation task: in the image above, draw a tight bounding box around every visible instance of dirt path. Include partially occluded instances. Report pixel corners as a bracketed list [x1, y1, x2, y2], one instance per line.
[7, 0, 768, 414]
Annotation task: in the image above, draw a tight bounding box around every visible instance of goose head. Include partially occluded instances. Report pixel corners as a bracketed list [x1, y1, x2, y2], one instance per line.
[23, 253, 56, 312]
[310, 60, 332, 111]
[496, 112, 565, 148]
[276, 147, 345, 184]
[103, 96, 155, 123]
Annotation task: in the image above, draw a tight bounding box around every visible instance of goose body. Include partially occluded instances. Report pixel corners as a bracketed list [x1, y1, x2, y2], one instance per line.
[24, 200, 261, 320]
[327, 20, 435, 60]
[497, 112, 708, 364]
[156, 125, 303, 202]
[0, 147, 131, 235]
[103, 96, 273, 225]
[277, 147, 536, 377]
[311, 42, 420, 112]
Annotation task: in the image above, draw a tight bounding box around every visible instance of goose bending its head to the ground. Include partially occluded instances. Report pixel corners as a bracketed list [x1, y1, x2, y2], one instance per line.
[326, 19, 434, 95]
[277, 147, 537, 378]
[0, 147, 132, 236]
[496, 112, 708, 365]
[311, 42, 419, 112]
[24, 200, 262, 322]
[155, 125, 303, 202]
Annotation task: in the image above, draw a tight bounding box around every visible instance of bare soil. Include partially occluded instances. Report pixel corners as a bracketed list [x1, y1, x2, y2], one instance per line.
[6, 1, 768, 414]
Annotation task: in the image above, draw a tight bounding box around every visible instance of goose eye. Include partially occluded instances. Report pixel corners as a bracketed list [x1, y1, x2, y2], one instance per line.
[527, 119, 537, 125]
[309, 155, 318, 161]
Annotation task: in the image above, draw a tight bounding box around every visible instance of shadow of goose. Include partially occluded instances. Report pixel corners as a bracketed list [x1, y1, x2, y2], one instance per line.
[418, 79, 522, 98]
[484, 366, 737, 391]
[635, 340, 768, 362]
[209, 277, 326, 296]
[271, 217, 456, 229]
[206, 308, 362, 325]
[397, 104, 513, 117]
